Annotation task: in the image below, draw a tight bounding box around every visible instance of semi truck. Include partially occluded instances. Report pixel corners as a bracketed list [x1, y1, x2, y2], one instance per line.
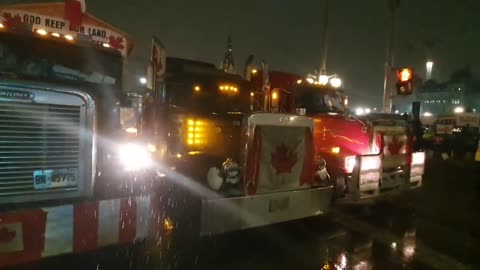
[250, 70, 425, 202]
[145, 57, 333, 236]
[0, 2, 160, 267]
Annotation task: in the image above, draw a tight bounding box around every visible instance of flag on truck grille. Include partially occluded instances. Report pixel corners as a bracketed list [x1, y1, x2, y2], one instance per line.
[245, 126, 314, 195]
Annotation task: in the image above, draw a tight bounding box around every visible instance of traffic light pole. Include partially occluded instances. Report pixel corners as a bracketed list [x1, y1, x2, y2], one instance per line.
[320, 0, 329, 75]
[382, 0, 400, 113]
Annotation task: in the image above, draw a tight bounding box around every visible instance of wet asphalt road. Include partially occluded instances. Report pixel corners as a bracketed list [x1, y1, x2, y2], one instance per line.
[8, 158, 480, 270]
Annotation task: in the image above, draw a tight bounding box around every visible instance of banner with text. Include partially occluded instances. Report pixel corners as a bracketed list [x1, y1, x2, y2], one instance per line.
[0, 9, 127, 55]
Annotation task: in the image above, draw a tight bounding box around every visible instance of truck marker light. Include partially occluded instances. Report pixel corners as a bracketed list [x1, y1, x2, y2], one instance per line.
[125, 127, 137, 134]
[251, 69, 258, 74]
[36, 29, 47, 36]
[194, 85, 201, 92]
[51, 32, 60, 37]
[272, 92, 278, 100]
[297, 79, 302, 84]
[330, 77, 342, 88]
[0, 23, 4, 28]
[250, 92, 254, 97]
[331, 147, 340, 154]
[65, 35, 74, 41]
[102, 43, 110, 48]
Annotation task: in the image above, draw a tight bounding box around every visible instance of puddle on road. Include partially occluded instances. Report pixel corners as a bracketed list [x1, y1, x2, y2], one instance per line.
[179, 210, 432, 270]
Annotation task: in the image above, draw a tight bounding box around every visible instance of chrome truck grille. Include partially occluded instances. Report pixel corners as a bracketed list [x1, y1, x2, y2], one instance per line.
[0, 85, 94, 204]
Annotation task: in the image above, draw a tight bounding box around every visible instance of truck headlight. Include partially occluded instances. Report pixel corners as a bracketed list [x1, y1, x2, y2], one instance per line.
[355, 155, 382, 192]
[345, 156, 357, 173]
[118, 143, 153, 171]
[411, 152, 425, 166]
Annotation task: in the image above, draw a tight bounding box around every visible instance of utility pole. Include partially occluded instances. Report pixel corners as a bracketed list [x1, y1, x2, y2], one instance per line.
[320, 0, 329, 75]
[382, 0, 400, 113]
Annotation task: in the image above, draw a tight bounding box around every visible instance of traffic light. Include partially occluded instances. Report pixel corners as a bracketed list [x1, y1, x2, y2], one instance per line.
[396, 67, 414, 95]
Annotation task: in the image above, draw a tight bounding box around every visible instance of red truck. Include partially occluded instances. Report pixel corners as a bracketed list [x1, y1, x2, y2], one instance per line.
[250, 70, 425, 202]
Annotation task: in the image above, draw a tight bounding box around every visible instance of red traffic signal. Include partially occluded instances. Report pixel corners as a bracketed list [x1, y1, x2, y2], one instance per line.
[396, 67, 414, 95]
[397, 68, 413, 82]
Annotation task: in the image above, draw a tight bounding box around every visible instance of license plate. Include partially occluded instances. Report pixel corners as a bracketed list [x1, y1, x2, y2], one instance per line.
[33, 168, 78, 190]
[268, 196, 290, 213]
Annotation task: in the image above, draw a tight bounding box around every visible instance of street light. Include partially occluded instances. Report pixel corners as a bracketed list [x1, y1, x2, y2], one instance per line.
[426, 60, 433, 80]
[139, 77, 147, 85]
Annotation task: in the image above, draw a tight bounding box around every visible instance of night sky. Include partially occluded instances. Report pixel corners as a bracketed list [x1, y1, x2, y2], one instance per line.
[4, 0, 480, 108]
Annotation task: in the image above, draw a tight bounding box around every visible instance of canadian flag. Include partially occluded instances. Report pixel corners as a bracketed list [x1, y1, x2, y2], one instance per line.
[64, 0, 86, 31]
[246, 126, 314, 195]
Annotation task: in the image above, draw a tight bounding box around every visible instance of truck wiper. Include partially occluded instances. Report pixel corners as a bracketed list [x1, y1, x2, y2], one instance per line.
[348, 113, 367, 128]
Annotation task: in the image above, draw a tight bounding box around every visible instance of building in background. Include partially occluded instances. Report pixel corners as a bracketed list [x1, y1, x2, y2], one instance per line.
[393, 65, 480, 115]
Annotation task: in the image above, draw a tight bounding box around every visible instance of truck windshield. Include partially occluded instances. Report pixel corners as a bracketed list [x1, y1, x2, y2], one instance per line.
[166, 79, 251, 113]
[295, 86, 346, 113]
[0, 32, 122, 88]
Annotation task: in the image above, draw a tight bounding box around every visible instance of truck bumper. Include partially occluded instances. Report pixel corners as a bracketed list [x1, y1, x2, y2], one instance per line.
[337, 170, 422, 205]
[199, 186, 333, 236]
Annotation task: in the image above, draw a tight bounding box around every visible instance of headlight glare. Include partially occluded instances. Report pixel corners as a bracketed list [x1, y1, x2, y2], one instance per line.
[118, 143, 153, 171]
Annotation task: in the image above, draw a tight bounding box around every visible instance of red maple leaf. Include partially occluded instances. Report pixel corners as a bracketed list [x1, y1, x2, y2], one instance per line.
[109, 35, 125, 50]
[387, 136, 403, 155]
[2, 12, 22, 29]
[0, 226, 16, 243]
[271, 144, 297, 174]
